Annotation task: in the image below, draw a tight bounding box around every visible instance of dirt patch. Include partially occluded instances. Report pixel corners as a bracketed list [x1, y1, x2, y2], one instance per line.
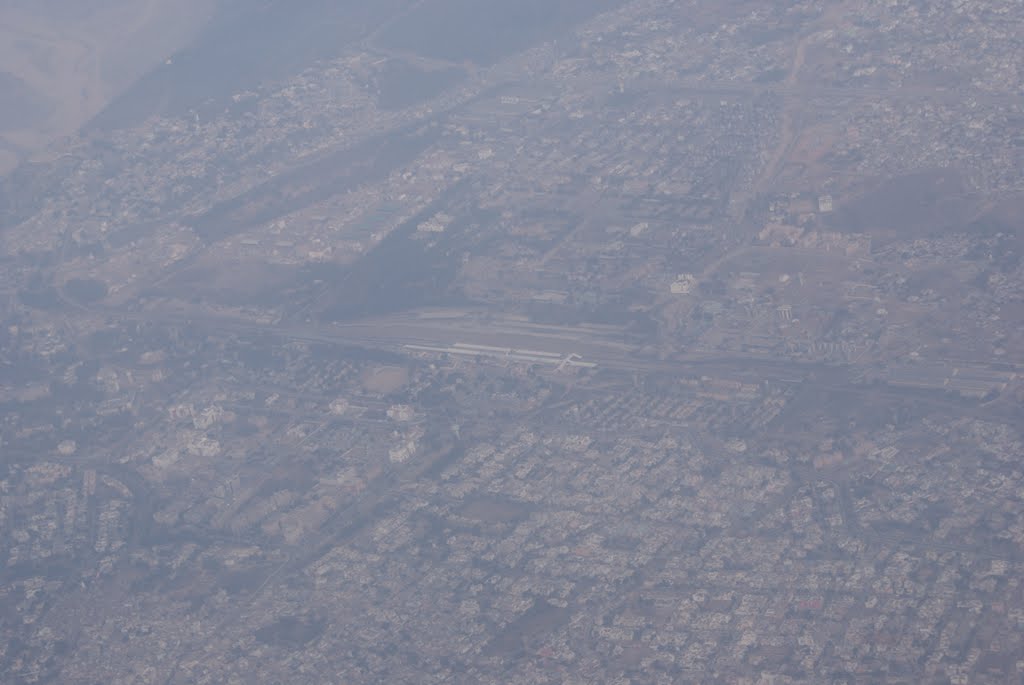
[826, 170, 983, 242]
[483, 599, 570, 657]
[63, 277, 108, 305]
[461, 495, 534, 524]
[375, 60, 466, 110]
[360, 365, 408, 394]
[153, 259, 303, 308]
[974, 193, 1024, 239]
[255, 614, 327, 649]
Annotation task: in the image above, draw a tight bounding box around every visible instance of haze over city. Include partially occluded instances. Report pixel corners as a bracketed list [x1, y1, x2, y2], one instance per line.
[1, 1, 1023, 683]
